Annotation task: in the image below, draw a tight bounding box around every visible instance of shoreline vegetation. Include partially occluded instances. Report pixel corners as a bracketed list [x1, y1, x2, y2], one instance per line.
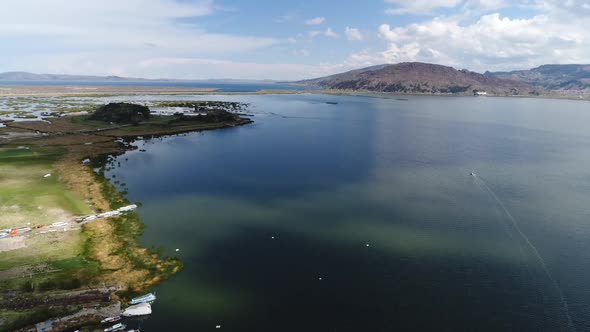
[0, 84, 588, 102]
[0, 100, 252, 331]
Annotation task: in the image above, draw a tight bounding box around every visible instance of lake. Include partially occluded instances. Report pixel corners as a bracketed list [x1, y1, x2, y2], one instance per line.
[104, 94, 590, 331]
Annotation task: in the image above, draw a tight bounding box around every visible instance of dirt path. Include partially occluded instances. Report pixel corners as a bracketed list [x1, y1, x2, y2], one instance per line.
[0, 237, 26, 253]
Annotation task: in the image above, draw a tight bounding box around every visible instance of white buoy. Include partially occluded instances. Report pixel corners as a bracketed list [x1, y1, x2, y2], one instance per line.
[271, 236, 275, 239]
[216, 325, 221, 329]
[175, 248, 180, 252]
[366, 244, 370, 247]
[318, 277, 322, 281]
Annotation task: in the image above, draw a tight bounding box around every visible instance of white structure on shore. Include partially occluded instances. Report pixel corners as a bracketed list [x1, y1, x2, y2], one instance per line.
[475, 91, 488, 96]
[78, 205, 138, 224]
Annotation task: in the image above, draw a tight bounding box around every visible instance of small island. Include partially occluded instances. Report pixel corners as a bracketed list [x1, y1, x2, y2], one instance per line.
[0, 100, 252, 331]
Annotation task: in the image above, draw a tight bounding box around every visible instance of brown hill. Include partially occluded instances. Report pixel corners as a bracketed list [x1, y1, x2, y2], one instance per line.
[297, 62, 539, 96]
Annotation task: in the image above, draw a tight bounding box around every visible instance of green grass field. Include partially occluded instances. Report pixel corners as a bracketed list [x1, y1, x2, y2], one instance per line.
[0, 146, 98, 330]
[0, 146, 91, 269]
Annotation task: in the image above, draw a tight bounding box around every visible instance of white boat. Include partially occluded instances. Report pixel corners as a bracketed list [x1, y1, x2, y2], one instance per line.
[129, 292, 156, 305]
[83, 215, 97, 222]
[98, 211, 121, 218]
[101, 316, 121, 324]
[117, 204, 138, 212]
[470, 172, 476, 177]
[104, 323, 126, 332]
[122, 302, 152, 317]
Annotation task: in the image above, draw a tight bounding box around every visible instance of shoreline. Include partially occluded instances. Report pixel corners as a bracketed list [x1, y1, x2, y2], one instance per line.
[0, 84, 588, 102]
[0, 110, 253, 331]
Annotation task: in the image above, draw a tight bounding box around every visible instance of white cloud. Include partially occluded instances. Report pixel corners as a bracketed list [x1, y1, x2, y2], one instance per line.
[305, 17, 326, 25]
[324, 28, 338, 38]
[385, 0, 462, 15]
[345, 27, 364, 41]
[376, 11, 589, 71]
[384, 0, 512, 16]
[535, 0, 590, 17]
[0, 0, 277, 76]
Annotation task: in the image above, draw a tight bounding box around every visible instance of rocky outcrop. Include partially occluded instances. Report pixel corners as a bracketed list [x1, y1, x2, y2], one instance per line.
[89, 103, 150, 124]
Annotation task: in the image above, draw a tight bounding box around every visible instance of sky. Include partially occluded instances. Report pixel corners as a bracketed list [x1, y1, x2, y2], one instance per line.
[1, 0, 589, 80]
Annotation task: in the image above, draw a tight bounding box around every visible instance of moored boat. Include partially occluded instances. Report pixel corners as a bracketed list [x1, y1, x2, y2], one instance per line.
[104, 323, 126, 332]
[101, 316, 121, 324]
[122, 302, 152, 317]
[129, 292, 156, 305]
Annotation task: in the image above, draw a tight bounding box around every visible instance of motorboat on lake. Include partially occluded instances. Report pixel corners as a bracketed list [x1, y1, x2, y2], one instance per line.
[104, 323, 126, 332]
[129, 292, 156, 305]
[101, 316, 121, 324]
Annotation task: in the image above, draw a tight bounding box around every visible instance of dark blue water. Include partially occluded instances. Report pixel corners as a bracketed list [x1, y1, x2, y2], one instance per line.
[105, 94, 590, 331]
[0, 81, 308, 92]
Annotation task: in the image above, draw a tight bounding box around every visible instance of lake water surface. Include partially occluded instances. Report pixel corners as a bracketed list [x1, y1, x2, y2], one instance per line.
[105, 94, 590, 331]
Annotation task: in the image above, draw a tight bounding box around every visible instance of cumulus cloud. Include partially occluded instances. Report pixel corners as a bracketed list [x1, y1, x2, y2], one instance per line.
[345, 27, 364, 41]
[375, 2, 590, 72]
[305, 17, 326, 25]
[535, 0, 590, 17]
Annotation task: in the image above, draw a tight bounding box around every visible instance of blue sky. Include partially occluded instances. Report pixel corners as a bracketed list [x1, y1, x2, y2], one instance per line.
[1, 0, 589, 79]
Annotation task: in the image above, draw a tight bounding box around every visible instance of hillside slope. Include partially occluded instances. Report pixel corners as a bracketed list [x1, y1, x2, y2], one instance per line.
[298, 62, 539, 96]
[486, 64, 590, 96]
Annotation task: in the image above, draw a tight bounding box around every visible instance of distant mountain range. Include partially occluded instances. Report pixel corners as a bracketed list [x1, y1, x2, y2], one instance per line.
[297, 62, 590, 97]
[485, 64, 590, 93]
[0, 71, 147, 81]
[0, 71, 278, 84]
[3, 64, 590, 97]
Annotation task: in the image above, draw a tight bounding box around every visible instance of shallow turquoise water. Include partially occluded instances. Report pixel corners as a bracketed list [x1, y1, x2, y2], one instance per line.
[105, 94, 590, 331]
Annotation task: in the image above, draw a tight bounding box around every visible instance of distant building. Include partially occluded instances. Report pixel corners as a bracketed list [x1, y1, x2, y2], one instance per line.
[474, 90, 488, 96]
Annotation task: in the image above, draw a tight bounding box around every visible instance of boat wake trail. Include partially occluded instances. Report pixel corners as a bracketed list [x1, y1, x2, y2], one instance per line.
[473, 175, 576, 332]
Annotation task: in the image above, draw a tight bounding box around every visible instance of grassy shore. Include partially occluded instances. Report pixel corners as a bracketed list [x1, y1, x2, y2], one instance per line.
[0, 109, 252, 331]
